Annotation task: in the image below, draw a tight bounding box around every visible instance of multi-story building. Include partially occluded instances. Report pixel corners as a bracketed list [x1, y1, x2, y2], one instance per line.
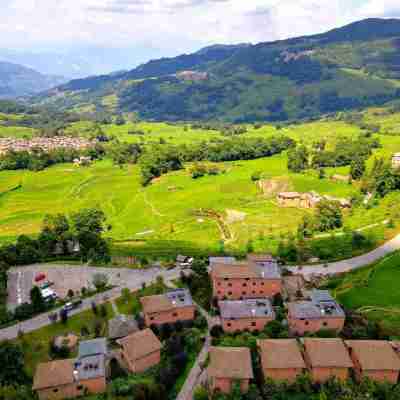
[140, 289, 196, 327]
[287, 290, 345, 335]
[258, 339, 306, 383]
[210, 259, 282, 301]
[303, 338, 353, 383]
[219, 298, 275, 333]
[208, 347, 254, 394]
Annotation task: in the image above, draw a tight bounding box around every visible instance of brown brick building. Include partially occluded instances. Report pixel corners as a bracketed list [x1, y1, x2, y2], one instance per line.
[33, 339, 108, 400]
[288, 290, 345, 335]
[303, 339, 353, 383]
[219, 298, 275, 333]
[117, 328, 162, 373]
[346, 340, 400, 384]
[140, 289, 196, 327]
[210, 259, 281, 301]
[258, 339, 306, 383]
[208, 347, 254, 394]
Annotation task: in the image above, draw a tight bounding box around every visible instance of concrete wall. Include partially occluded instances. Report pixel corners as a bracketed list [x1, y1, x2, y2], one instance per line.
[263, 368, 304, 383]
[221, 316, 274, 333]
[144, 305, 196, 327]
[288, 316, 345, 336]
[212, 277, 281, 300]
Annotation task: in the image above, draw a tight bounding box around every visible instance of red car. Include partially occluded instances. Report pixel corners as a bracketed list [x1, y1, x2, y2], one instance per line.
[35, 273, 46, 282]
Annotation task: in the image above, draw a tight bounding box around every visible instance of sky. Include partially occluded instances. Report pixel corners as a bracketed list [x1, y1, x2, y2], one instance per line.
[1, 0, 400, 76]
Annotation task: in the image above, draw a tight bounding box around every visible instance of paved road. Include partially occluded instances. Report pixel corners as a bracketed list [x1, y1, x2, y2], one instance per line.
[0, 266, 180, 341]
[287, 233, 400, 279]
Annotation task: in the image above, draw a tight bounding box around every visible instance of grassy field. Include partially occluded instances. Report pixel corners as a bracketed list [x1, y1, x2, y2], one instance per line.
[16, 302, 114, 377]
[334, 251, 400, 335]
[1, 116, 400, 254]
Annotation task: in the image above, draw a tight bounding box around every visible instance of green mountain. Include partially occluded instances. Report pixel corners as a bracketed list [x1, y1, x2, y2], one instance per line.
[38, 18, 400, 122]
[0, 61, 66, 98]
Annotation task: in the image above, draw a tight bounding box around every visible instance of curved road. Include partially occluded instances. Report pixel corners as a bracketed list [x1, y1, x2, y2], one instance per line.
[287, 233, 400, 279]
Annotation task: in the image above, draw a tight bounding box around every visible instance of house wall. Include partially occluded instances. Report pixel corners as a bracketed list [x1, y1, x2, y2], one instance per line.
[144, 305, 196, 327]
[36, 377, 106, 400]
[123, 350, 161, 373]
[211, 377, 249, 394]
[288, 316, 345, 335]
[221, 316, 274, 333]
[310, 367, 349, 383]
[262, 368, 304, 383]
[278, 197, 301, 208]
[212, 277, 281, 300]
[349, 351, 399, 384]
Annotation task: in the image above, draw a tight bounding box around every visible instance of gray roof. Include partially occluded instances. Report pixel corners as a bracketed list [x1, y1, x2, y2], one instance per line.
[108, 315, 139, 340]
[74, 354, 106, 380]
[253, 262, 281, 279]
[165, 289, 194, 308]
[78, 338, 107, 359]
[289, 290, 344, 319]
[209, 256, 237, 265]
[219, 299, 275, 319]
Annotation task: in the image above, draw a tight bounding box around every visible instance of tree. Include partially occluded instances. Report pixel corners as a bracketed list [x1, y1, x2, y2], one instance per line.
[314, 200, 343, 232]
[59, 308, 68, 324]
[30, 286, 46, 313]
[193, 386, 208, 400]
[288, 145, 309, 173]
[350, 156, 366, 180]
[92, 273, 108, 291]
[0, 341, 27, 385]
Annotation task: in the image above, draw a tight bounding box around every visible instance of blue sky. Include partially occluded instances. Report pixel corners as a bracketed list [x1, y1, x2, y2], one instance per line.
[1, 0, 400, 74]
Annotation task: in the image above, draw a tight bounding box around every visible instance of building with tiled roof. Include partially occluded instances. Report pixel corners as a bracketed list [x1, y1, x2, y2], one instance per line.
[117, 328, 162, 373]
[346, 340, 400, 384]
[108, 314, 139, 340]
[140, 289, 196, 327]
[303, 338, 353, 383]
[208, 347, 254, 394]
[210, 258, 281, 301]
[287, 290, 345, 335]
[219, 298, 275, 333]
[258, 339, 306, 382]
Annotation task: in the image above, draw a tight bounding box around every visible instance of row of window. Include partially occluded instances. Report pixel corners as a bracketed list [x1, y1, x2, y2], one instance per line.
[149, 312, 179, 321]
[218, 281, 267, 287]
[226, 321, 258, 328]
[217, 290, 266, 296]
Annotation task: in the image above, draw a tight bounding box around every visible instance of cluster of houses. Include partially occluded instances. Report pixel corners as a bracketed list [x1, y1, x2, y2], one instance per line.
[277, 191, 351, 209]
[33, 288, 196, 400]
[0, 136, 93, 155]
[32, 254, 400, 399]
[392, 153, 400, 169]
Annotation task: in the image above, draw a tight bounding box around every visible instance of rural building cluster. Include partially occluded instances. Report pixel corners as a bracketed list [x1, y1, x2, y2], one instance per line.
[0, 136, 94, 155]
[277, 191, 351, 209]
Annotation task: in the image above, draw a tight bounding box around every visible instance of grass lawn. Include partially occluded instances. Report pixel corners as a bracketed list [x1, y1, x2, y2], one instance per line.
[335, 251, 400, 335]
[16, 302, 114, 377]
[115, 281, 167, 315]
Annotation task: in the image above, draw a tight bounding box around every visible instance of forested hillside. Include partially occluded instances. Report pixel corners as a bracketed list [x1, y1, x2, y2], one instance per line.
[36, 18, 400, 122]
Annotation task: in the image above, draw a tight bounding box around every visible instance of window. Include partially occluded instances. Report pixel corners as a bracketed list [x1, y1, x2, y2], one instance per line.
[150, 317, 154, 321]
[228, 283, 233, 287]
[261, 282, 265, 286]
[246, 278, 250, 281]
[217, 282, 221, 286]
[305, 321, 309, 326]
[242, 291, 246, 295]
[228, 291, 232, 296]
[173, 313, 178, 317]
[77, 385, 84, 391]
[224, 278, 229, 281]
[217, 291, 221, 295]
[323, 322, 328, 327]
[252, 291, 256, 294]
[227, 323, 232, 327]
[251, 322, 256, 327]
[53, 389, 59, 393]
[242, 283, 247, 287]
[252, 282, 257, 286]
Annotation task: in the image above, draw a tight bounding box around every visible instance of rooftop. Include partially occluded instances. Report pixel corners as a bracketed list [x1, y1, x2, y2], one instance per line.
[108, 314, 139, 340]
[141, 289, 194, 314]
[212, 262, 281, 280]
[303, 339, 353, 368]
[33, 359, 75, 390]
[208, 347, 254, 380]
[209, 256, 237, 265]
[288, 290, 345, 319]
[78, 338, 107, 359]
[219, 299, 274, 319]
[346, 340, 400, 371]
[258, 339, 306, 369]
[74, 354, 106, 380]
[117, 328, 162, 361]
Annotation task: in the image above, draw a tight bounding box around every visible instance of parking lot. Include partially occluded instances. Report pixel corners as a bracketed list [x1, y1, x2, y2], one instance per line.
[7, 263, 168, 310]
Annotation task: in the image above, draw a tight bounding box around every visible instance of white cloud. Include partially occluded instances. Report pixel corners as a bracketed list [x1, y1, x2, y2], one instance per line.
[0, 0, 399, 56]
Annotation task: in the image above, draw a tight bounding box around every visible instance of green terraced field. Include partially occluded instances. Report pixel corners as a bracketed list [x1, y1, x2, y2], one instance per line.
[1, 117, 400, 254]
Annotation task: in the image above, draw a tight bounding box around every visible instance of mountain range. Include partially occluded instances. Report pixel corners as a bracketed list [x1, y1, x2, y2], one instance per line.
[34, 18, 400, 122]
[0, 61, 66, 98]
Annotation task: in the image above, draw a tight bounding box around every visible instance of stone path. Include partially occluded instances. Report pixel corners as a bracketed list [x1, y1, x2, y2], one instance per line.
[288, 233, 400, 279]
